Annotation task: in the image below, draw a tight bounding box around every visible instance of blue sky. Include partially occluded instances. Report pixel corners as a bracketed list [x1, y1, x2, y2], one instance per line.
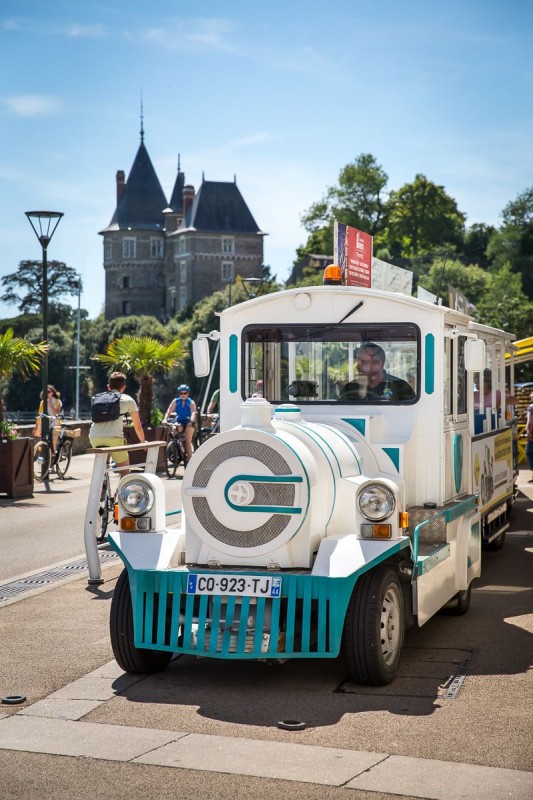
[0, 0, 532, 320]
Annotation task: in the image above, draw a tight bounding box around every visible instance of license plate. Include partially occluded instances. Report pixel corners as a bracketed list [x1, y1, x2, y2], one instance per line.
[186, 573, 282, 598]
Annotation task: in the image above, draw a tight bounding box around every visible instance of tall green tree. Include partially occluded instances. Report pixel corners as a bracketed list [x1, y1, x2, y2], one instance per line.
[301, 153, 389, 237]
[0, 328, 48, 421]
[487, 187, 533, 299]
[0, 260, 82, 316]
[92, 336, 185, 425]
[385, 174, 465, 257]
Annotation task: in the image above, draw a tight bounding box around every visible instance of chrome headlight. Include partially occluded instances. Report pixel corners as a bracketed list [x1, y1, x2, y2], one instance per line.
[357, 484, 395, 521]
[119, 481, 154, 516]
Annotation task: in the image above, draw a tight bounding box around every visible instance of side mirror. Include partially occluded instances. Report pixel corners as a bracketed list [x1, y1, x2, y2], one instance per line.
[193, 337, 210, 377]
[464, 338, 485, 372]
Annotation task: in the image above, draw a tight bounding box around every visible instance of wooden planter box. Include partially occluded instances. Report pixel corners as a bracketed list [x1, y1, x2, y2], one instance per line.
[123, 426, 169, 472]
[0, 437, 34, 498]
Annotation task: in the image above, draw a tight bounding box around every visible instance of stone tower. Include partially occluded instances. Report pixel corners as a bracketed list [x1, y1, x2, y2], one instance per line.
[100, 129, 265, 320]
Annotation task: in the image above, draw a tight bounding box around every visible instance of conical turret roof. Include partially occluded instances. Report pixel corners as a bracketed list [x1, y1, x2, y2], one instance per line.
[100, 140, 168, 232]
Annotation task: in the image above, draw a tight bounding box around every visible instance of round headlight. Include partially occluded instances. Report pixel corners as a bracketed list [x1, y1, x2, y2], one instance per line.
[119, 481, 154, 516]
[357, 484, 395, 521]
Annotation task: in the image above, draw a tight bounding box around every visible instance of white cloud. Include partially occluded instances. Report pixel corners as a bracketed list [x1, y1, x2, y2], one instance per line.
[141, 18, 239, 54]
[65, 23, 106, 38]
[5, 95, 62, 117]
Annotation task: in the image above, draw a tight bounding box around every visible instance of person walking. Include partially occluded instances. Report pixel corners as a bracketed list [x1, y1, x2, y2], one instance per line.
[163, 384, 197, 462]
[89, 372, 145, 474]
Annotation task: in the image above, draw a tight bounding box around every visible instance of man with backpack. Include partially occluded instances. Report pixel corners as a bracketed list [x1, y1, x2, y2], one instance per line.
[89, 371, 145, 473]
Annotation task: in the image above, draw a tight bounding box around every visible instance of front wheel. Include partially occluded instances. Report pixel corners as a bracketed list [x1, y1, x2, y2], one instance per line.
[33, 440, 50, 482]
[342, 566, 404, 685]
[95, 476, 111, 543]
[110, 569, 173, 674]
[165, 440, 179, 478]
[55, 439, 72, 478]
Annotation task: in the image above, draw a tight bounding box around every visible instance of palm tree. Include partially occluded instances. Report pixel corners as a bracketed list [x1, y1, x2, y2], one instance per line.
[0, 328, 48, 422]
[92, 335, 185, 426]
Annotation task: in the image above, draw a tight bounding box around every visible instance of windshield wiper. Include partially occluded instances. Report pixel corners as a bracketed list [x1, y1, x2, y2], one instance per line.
[339, 300, 364, 324]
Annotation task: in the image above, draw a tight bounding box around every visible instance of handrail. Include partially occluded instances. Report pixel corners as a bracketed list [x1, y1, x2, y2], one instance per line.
[84, 440, 166, 585]
[412, 495, 477, 567]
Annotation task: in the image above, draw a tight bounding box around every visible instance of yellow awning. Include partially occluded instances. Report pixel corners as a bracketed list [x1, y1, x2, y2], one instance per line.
[506, 336, 533, 365]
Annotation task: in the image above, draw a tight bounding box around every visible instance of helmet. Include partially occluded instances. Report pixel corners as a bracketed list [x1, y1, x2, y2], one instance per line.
[177, 384, 190, 392]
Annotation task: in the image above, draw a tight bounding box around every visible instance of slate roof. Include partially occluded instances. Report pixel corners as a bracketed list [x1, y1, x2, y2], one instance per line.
[100, 141, 167, 233]
[182, 180, 262, 234]
[167, 169, 185, 214]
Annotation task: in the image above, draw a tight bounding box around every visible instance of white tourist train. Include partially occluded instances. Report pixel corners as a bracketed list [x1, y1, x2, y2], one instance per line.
[104, 271, 518, 685]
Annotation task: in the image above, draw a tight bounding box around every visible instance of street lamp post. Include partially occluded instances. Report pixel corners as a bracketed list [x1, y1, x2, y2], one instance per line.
[25, 211, 63, 472]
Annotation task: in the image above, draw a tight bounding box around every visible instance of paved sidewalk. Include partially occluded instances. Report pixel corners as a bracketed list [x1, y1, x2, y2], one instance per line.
[1, 658, 533, 799]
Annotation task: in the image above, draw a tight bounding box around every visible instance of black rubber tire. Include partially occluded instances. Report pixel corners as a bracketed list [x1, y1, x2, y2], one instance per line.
[342, 566, 404, 685]
[165, 440, 179, 478]
[95, 478, 111, 543]
[485, 529, 506, 551]
[33, 440, 50, 482]
[55, 439, 72, 478]
[195, 428, 213, 449]
[110, 569, 173, 674]
[446, 584, 472, 616]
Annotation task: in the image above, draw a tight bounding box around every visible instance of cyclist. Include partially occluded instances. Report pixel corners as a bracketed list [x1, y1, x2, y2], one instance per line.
[33, 384, 63, 451]
[163, 384, 197, 462]
[89, 372, 145, 474]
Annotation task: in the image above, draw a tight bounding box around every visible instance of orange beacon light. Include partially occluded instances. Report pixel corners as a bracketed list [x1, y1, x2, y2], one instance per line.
[323, 264, 343, 285]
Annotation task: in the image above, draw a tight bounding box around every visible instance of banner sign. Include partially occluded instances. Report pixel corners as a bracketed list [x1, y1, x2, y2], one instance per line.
[371, 257, 413, 295]
[334, 221, 373, 287]
[471, 429, 513, 515]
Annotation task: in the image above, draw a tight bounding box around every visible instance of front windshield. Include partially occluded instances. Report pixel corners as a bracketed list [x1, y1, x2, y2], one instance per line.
[243, 323, 419, 404]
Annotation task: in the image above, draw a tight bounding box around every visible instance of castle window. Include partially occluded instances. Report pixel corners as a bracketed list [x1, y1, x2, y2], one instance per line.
[180, 261, 187, 283]
[122, 301, 132, 315]
[122, 276, 130, 289]
[169, 287, 176, 312]
[222, 237, 234, 254]
[123, 237, 136, 259]
[151, 237, 164, 258]
[177, 237, 186, 255]
[221, 262, 234, 283]
[179, 286, 187, 309]
[104, 241, 112, 261]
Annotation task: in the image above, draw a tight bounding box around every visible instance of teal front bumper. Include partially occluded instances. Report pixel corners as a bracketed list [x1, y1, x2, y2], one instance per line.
[121, 565, 358, 660]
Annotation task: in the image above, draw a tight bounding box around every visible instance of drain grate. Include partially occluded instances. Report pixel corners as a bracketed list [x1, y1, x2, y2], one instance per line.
[0, 550, 121, 604]
[336, 647, 475, 700]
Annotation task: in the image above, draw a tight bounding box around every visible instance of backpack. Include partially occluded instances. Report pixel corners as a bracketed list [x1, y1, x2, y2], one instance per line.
[91, 391, 121, 423]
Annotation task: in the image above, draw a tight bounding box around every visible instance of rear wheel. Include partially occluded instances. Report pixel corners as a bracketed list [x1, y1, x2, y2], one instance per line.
[110, 569, 173, 674]
[342, 566, 404, 685]
[446, 584, 472, 615]
[33, 440, 50, 482]
[55, 439, 72, 478]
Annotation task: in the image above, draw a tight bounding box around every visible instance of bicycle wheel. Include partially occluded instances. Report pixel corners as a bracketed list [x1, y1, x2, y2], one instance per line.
[33, 440, 50, 482]
[95, 475, 111, 543]
[165, 439, 179, 478]
[55, 439, 72, 478]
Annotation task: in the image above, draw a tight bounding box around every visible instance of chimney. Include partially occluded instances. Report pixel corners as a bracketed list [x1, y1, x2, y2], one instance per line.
[183, 184, 195, 218]
[116, 170, 125, 204]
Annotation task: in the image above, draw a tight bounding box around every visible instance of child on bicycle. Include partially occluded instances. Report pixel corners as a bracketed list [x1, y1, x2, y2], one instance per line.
[163, 384, 197, 462]
[89, 372, 145, 473]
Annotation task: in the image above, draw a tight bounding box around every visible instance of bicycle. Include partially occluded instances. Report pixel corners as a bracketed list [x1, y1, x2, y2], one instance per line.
[95, 462, 118, 543]
[164, 419, 189, 478]
[33, 414, 80, 482]
[194, 412, 219, 450]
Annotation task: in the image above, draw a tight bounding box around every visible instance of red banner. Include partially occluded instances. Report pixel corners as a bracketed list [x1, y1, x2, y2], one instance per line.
[335, 222, 373, 287]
